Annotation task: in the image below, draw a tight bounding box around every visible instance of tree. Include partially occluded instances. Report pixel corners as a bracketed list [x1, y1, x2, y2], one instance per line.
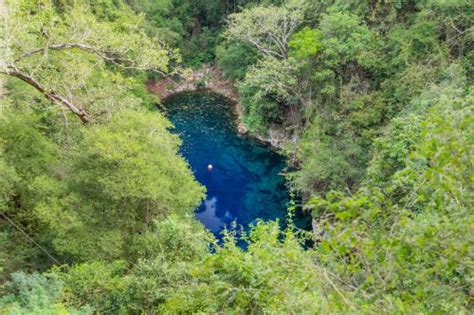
[33, 109, 205, 261]
[225, 1, 304, 59]
[50, 222, 330, 314]
[215, 41, 258, 81]
[0, 0, 179, 123]
[306, 81, 473, 313]
[0, 272, 86, 314]
[160, 222, 324, 314]
[0, 0, 204, 272]
[288, 27, 322, 59]
[51, 216, 213, 313]
[238, 56, 301, 131]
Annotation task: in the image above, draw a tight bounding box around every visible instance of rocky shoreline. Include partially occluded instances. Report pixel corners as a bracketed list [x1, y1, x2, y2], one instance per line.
[146, 65, 295, 150]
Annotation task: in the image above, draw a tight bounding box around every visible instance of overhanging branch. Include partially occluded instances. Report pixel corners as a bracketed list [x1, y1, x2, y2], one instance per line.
[14, 42, 168, 76]
[3, 42, 173, 123]
[1, 65, 90, 123]
[15, 43, 108, 62]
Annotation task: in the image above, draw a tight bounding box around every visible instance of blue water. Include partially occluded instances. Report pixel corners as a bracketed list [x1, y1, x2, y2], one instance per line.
[164, 91, 294, 237]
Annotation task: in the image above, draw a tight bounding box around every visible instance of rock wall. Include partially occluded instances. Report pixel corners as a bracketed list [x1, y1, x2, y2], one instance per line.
[147, 65, 238, 105]
[146, 65, 296, 150]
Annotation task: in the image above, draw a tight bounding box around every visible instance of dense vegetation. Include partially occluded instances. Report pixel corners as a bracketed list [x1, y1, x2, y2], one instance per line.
[0, 0, 472, 313]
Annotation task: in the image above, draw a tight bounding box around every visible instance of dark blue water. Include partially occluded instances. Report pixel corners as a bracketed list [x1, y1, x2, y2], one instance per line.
[164, 91, 293, 237]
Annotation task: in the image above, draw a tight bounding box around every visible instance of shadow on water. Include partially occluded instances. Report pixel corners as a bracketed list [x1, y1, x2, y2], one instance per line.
[163, 91, 311, 240]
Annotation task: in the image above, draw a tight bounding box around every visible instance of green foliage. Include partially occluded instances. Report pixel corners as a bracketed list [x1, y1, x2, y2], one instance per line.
[216, 41, 258, 81]
[0, 108, 62, 275]
[53, 261, 128, 313]
[52, 216, 212, 313]
[226, 1, 304, 59]
[161, 222, 323, 313]
[126, 0, 280, 65]
[0, 143, 19, 213]
[306, 83, 473, 313]
[216, 0, 471, 196]
[32, 109, 205, 261]
[239, 56, 301, 131]
[48, 222, 329, 314]
[366, 113, 424, 187]
[4, 0, 176, 72]
[1, 0, 179, 123]
[0, 108, 59, 182]
[292, 116, 366, 193]
[137, 215, 213, 261]
[0, 272, 86, 314]
[0, 0, 204, 273]
[288, 27, 322, 59]
[1, 0, 473, 313]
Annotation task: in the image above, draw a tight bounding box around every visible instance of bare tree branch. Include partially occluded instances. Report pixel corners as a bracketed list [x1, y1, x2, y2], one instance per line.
[1, 65, 90, 123]
[1, 41, 176, 123]
[225, 5, 303, 60]
[14, 43, 168, 76]
[15, 43, 106, 62]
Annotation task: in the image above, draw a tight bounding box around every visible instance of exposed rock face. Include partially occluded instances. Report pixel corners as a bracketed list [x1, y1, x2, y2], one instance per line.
[147, 65, 239, 106]
[253, 124, 298, 150]
[146, 64, 296, 150]
[147, 65, 246, 127]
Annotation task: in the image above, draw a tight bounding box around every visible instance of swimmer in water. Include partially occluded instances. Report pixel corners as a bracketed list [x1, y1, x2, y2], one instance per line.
[207, 164, 213, 171]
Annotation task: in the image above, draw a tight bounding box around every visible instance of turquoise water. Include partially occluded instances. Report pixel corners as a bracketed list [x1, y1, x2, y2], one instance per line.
[164, 91, 306, 237]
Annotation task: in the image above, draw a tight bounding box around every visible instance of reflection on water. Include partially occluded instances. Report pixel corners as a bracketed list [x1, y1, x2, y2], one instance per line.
[196, 197, 224, 233]
[164, 91, 305, 237]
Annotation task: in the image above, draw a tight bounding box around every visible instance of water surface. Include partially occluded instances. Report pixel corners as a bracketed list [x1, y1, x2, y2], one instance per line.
[165, 91, 296, 237]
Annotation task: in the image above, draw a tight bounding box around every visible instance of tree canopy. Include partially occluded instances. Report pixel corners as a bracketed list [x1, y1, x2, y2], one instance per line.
[1, 0, 473, 313]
